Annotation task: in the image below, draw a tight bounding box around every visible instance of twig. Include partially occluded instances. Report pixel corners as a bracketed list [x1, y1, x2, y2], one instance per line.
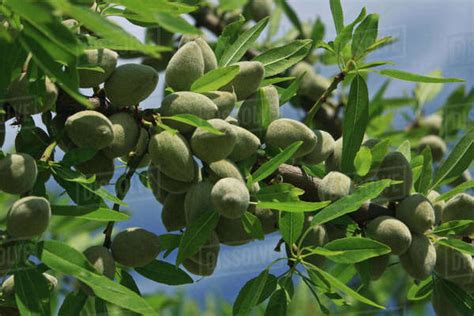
[304, 71, 346, 127]
[276, 164, 393, 224]
[102, 148, 148, 248]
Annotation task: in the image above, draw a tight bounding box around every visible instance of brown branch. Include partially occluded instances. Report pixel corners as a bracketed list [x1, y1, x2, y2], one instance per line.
[277, 164, 394, 224]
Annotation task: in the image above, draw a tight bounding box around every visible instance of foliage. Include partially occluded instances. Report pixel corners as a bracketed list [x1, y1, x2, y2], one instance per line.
[0, 0, 473, 315]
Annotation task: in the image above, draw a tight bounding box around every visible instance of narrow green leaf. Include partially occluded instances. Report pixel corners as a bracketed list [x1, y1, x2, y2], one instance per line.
[379, 69, 464, 83]
[358, 61, 394, 70]
[307, 263, 385, 309]
[253, 40, 312, 77]
[104, 0, 197, 15]
[329, 0, 344, 34]
[176, 211, 219, 265]
[118, 269, 141, 294]
[333, 8, 366, 53]
[19, 23, 90, 108]
[58, 291, 88, 316]
[436, 279, 474, 314]
[434, 180, 474, 202]
[260, 76, 295, 86]
[307, 237, 391, 264]
[279, 212, 304, 246]
[414, 69, 444, 109]
[251, 141, 302, 183]
[233, 270, 277, 315]
[342, 75, 369, 173]
[437, 238, 474, 256]
[14, 268, 51, 316]
[39, 240, 156, 315]
[258, 200, 330, 213]
[397, 140, 411, 162]
[431, 129, 474, 189]
[276, 0, 304, 34]
[219, 0, 249, 11]
[279, 73, 304, 104]
[407, 278, 433, 301]
[415, 147, 432, 194]
[354, 146, 372, 177]
[61, 148, 98, 167]
[153, 12, 201, 35]
[220, 17, 269, 67]
[51, 205, 129, 222]
[94, 298, 108, 315]
[351, 14, 379, 58]
[162, 114, 224, 135]
[241, 211, 265, 240]
[311, 180, 393, 226]
[256, 183, 304, 202]
[191, 65, 240, 92]
[53, 0, 163, 56]
[264, 289, 287, 316]
[135, 260, 193, 285]
[431, 220, 474, 237]
[215, 17, 245, 61]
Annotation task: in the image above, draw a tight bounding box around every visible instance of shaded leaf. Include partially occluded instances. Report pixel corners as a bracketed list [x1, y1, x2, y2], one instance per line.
[241, 211, 265, 240]
[257, 200, 330, 213]
[176, 211, 219, 265]
[279, 212, 304, 246]
[51, 204, 129, 222]
[135, 260, 193, 285]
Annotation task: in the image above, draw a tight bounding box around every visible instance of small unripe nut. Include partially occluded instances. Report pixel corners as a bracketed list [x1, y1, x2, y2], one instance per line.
[2, 273, 57, 297]
[266, 118, 317, 158]
[418, 135, 447, 162]
[111, 227, 160, 268]
[8, 74, 57, 116]
[166, 42, 204, 91]
[325, 137, 343, 172]
[105, 64, 158, 108]
[76, 153, 114, 186]
[162, 194, 187, 232]
[222, 61, 265, 101]
[303, 130, 335, 165]
[228, 125, 261, 162]
[0, 153, 38, 195]
[427, 190, 446, 225]
[215, 216, 252, 246]
[191, 119, 237, 163]
[81, 246, 116, 295]
[148, 164, 198, 194]
[442, 193, 474, 238]
[396, 194, 436, 234]
[184, 181, 215, 224]
[103, 112, 140, 159]
[435, 244, 474, 288]
[318, 171, 352, 201]
[160, 92, 218, 133]
[366, 216, 412, 255]
[7, 196, 51, 238]
[206, 160, 244, 183]
[79, 48, 118, 88]
[204, 91, 236, 119]
[65, 110, 114, 150]
[238, 85, 279, 135]
[148, 131, 196, 182]
[211, 178, 250, 219]
[399, 234, 436, 280]
[377, 152, 413, 201]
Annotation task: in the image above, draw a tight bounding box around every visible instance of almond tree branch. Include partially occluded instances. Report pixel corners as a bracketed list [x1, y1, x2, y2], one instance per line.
[276, 164, 394, 224]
